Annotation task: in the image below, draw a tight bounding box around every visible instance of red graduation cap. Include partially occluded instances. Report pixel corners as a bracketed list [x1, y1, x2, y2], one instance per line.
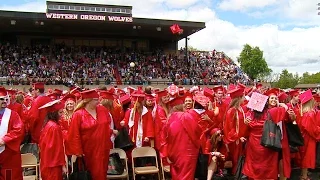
[210, 128, 221, 136]
[0, 87, 7, 96]
[228, 84, 237, 91]
[256, 83, 263, 89]
[156, 90, 168, 98]
[62, 94, 76, 103]
[6, 89, 16, 97]
[228, 88, 245, 99]
[153, 88, 160, 93]
[146, 94, 155, 100]
[169, 96, 184, 107]
[237, 83, 246, 89]
[132, 90, 145, 103]
[264, 88, 280, 97]
[120, 94, 131, 105]
[80, 89, 99, 99]
[33, 82, 44, 90]
[167, 84, 179, 96]
[247, 92, 269, 112]
[39, 99, 64, 112]
[288, 89, 299, 97]
[313, 94, 320, 102]
[184, 91, 193, 99]
[213, 85, 224, 93]
[99, 90, 115, 100]
[193, 94, 210, 108]
[203, 87, 214, 101]
[54, 89, 63, 96]
[278, 92, 288, 102]
[299, 89, 313, 105]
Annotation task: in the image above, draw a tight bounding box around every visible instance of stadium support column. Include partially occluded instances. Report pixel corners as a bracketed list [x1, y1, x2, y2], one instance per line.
[185, 37, 188, 61]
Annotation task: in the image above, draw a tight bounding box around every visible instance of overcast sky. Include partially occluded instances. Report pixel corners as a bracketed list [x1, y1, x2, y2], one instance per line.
[1, 0, 319, 74]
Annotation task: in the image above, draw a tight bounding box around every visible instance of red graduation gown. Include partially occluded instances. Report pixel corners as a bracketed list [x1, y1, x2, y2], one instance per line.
[27, 95, 52, 143]
[123, 107, 154, 146]
[39, 121, 65, 180]
[154, 105, 167, 151]
[8, 102, 24, 121]
[243, 107, 287, 179]
[167, 110, 201, 180]
[0, 109, 24, 180]
[66, 105, 111, 180]
[298, 111, 320, 169]
[110, 100, 124, 130]
[223, 107, 249, 174]
[58, 117, 70, 141]
[215, 100, 228, 129]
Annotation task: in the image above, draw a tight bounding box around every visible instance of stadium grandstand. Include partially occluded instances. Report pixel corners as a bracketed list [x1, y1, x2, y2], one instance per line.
[0, 1, 251, 89]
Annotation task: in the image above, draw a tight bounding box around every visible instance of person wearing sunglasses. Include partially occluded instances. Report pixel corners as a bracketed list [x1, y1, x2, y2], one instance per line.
[0, 87, 25, 180]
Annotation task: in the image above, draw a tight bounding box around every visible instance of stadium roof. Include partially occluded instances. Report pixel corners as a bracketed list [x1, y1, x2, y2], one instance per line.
[0, 10, 205, 41]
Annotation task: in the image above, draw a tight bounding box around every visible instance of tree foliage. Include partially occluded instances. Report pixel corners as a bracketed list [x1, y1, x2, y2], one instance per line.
[274, 69, 300, 89]
[238, 44, 272, 80]
[300, 72, 320, 84]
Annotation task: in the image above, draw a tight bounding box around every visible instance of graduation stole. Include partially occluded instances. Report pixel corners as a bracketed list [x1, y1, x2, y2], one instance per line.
[109, 112, 115, 148]
[0, 108, 11, 153]
[235, 107, 245, 145]
[128, 104, 148, 147]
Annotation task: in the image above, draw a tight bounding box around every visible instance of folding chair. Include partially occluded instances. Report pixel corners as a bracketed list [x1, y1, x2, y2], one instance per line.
[107, 148, 129, 180]
[160, 157, 170, 180]
[131, 147, 160, 180]
[21, 153, 38, 180]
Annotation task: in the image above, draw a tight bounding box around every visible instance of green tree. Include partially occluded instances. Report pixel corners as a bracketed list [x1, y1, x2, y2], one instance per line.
[274, 69, 299, 89]
[187, 46, 200, 51]
[300, 72, 320, 84]
[237, 44, 272, 80]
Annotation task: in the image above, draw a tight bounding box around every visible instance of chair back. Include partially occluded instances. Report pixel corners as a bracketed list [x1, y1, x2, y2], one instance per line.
[132, 147, 157, 158]
[110, 148, 127, 160]
[21, 153, 37, 166]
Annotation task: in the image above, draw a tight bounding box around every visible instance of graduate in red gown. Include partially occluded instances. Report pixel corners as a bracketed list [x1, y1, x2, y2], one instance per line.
[27, 82, 52, 143]
[66, 89, 111, 180]
[7, 90, 24, 118]
[59, 94, 76, 141]
[297, 90, 320, 180]
[154, 90, 170, 153]
[213, 86, 228, 129]
[223, 88, 249, 174]
[166, 102, 202, 180]
[0, 87, 25, 180]
[39, 99, 67, 180]
[99, 90, 120, 148]
[121, 91, 154, 148]
[243, 90, 290, 180]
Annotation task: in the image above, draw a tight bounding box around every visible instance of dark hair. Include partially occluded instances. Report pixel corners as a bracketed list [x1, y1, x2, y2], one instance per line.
[39, 88, 45, 94]
[194, 101, 204, 109]
[47, 111, 60, 121]
[253, 103, 268, 119]
[122, 103, 131, 113]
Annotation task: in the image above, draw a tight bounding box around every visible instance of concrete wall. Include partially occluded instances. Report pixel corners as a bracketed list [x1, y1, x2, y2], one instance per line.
[2, 84, 224, 92]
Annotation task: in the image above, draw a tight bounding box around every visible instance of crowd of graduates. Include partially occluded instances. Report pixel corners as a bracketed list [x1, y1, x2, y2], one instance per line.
[0, 81, 319, 180]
